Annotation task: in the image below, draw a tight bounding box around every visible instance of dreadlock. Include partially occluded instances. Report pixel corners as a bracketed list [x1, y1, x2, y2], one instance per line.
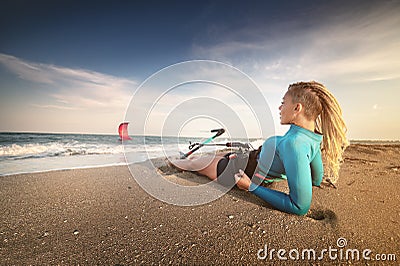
[287, 81, 349, 183]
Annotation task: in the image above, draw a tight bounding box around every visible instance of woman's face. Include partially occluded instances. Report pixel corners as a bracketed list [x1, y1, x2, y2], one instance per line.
[279, 93, 297, 124]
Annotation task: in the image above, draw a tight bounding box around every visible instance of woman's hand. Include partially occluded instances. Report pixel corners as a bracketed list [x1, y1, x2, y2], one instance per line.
[234, 169, 251, 191]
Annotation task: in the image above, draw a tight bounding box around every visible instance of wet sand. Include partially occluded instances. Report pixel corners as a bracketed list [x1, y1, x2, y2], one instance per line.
[1, 144, 399, 264]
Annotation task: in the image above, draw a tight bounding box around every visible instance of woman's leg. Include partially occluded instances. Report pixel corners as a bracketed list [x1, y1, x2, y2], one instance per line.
[170, 155, 224, 180]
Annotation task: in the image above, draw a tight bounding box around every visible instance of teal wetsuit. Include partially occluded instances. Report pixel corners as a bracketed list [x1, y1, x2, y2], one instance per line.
[249, 124, 323, 215]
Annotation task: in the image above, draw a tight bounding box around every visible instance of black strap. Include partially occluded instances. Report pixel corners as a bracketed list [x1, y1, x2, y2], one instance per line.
[244, 145, 262, 177]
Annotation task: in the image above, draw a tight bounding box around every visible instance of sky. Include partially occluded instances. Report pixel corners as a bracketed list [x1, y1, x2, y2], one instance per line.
[0, 0, 399, 140]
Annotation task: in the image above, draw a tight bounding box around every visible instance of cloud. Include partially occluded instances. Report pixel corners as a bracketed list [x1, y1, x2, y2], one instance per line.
[0, 53, 137, 110]
[0, 53, 55, 84]
[30, 104, 83, 111]
[191, 2, 400, 83]
[296, 5, 400, 83]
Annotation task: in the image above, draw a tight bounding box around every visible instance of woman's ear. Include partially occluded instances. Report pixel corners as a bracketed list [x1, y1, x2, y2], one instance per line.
[294, 103, 303, 113]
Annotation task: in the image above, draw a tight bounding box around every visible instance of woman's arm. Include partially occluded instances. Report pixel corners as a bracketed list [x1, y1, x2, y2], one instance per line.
[236, 140, 313, 216]
[310, 148, 323, 186]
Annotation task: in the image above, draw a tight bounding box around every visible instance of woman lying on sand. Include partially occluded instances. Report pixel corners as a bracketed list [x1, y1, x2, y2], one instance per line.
[171, 81, 348, 215]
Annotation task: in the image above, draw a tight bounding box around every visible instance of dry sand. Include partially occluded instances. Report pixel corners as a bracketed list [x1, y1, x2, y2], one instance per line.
[0, 144, 399, 265]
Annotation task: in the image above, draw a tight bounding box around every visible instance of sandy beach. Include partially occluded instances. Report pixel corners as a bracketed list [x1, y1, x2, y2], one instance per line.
[1, 143, 399, 265]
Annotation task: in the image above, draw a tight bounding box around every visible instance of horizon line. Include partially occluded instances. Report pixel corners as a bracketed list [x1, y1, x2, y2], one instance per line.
[0, 131, 399, 142]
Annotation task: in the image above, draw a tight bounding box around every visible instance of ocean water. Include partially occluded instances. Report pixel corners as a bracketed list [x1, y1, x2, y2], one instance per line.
[0, 132, 262, 176]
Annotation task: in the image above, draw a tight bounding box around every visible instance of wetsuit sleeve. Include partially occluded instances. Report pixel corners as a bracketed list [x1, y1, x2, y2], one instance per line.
[311, 148, 323, 186]
[249, 140, 312, 216]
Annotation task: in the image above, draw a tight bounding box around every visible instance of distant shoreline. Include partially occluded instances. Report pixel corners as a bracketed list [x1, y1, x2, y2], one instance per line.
[349, 140, 400, 145]
[1, 131, 399, 143]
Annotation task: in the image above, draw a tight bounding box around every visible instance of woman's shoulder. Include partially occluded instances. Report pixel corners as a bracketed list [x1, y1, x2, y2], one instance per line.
[279, 133, 311, 152]
[263, 135, 283, 147]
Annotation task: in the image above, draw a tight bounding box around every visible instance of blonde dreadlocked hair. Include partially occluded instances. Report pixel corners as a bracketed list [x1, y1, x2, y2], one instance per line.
[287, 81, 349, 183]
